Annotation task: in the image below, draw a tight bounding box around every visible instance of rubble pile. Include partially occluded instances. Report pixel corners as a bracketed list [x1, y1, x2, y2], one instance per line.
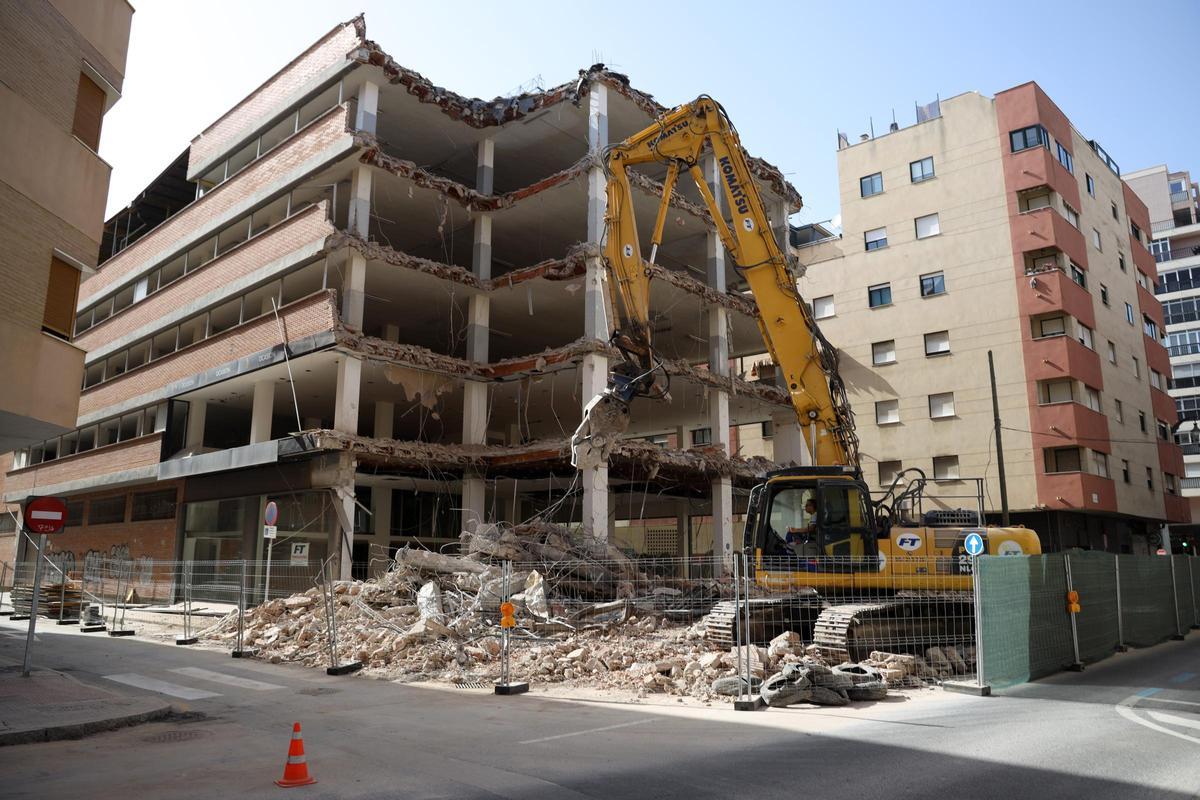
[201, 525, 966, 705]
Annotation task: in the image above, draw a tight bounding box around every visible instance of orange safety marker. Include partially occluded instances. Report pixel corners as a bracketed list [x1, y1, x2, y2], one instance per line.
[275, 722, 317, 788]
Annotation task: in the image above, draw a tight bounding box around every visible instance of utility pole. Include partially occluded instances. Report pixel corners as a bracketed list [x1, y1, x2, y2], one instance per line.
[988, 351, 1010, 526]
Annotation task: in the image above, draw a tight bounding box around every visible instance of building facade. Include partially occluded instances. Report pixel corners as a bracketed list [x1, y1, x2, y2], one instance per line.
[0, 0, 133, 563]
[1126, 164, 1200, 551]
[2, 16, 804, 582]
[797, 82, 1188, 553]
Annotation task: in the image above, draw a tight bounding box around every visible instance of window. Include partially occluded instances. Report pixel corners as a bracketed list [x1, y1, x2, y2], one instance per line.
[761, 420, 774, 438]
[1056, 141, 1074, 173]
[1132, 356, 1140, 378]
[1083, 386, 1101, 412]
[65, 501, 84, 527]
[1100, 284, 1109, 306]
[1125, 302, 1135, 325]
[1146, 467, 1154, 490]
[1010, 124, 1048, 153]
[924, 330, 950, 355]
[131, 489, 177, 522]
[43, 256, 81, 340]
[910, 157, 935, 183]
[868, 283, 892, 308]
[1138, 411, 1147, 433]
[1121, 459, 1130, 483]
[1040, 379, 1073, 404]
[860, 172, 883, 197]
[1157, 420, 1170, 441]
[1106, 340, 1116, 363]
[71, 72, 105, 151]
[1086, 173, 1095, 197]
[872, 340, 896, 365]
[875, 399, 900, 425]
[1114, 399, 1124, 422]
[929, 392, 955, 419]
[1131, 222, 1143, 244]
[878, 460, 902, 486]
[1150, 369, 1165, 391]
[1091, 451, 1109, 479]
[920, 271, 946, 297]
[1166, 473, 1177, 495]
[1044, 447, 1082, 473]
[1112, 202, 1119, 221]
[1118, 253, 1126, 272]
[915, 213, 941, 239]
[813, 295, 835, 319]
[87, 495, 126, 525]
[1077, 323, 1093, 349]
[1070, 262, 1087, 287]
[1092, 229, 1103, 251]
[1143, 315, 1159, 340]
[1063, 204, 1079, 228]
[865, 227, 888, 251]
[933, 455, 960, 480]
[1038, 316, 1066, 338]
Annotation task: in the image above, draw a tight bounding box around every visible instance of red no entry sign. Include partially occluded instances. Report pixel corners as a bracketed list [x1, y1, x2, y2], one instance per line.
[264, 500, 279, 527]
[24, 496, 68, 534]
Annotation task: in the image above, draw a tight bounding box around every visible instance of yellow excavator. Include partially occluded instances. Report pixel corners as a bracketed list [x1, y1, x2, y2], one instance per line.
[570, 95, 1041, 659]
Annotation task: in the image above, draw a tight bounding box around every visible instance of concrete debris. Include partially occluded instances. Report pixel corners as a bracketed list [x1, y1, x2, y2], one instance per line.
[292, 430, 780, 486]
[659, 358, 789, 407]
[644, 265, 758, 317]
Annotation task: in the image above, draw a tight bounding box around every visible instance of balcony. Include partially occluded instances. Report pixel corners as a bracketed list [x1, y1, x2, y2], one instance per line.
[3, 433, 163, 501]
[1012, 207, 1088, 267]
[1019, 262, 1095, 327]
[1030, 401, 1111, 453]
[1131, 237, 1156, 277]
[1164, 492, 1190, 523]
[1158, 439, 1185, 476]
[1006, 145, 1081, 208]
[1025, 334, 1103, 387]
[1152, 388, 1178, 424]
[1037, 470, 1117, 512]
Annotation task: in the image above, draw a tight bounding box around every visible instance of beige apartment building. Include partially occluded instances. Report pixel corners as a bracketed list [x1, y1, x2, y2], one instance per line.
[1126, 164, 1200, 551]
[0, 0, 134, 561]
[795, 82, 1187, 553]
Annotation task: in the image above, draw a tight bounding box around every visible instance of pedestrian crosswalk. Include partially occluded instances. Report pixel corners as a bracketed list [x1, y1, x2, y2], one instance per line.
[104, 666, 286, 700]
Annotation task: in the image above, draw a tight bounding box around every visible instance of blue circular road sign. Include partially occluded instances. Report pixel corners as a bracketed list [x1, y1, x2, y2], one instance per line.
[964, 532, 985, 557]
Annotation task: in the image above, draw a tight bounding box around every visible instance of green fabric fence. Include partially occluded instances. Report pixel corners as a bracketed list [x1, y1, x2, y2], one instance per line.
[977, 554, 1074, 688]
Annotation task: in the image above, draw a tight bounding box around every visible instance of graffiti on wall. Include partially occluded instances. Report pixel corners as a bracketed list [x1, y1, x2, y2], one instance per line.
[40, 544, 158, 587]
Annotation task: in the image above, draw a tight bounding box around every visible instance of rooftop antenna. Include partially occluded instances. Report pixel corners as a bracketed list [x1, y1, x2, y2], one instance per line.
[889, 109, 898, 132]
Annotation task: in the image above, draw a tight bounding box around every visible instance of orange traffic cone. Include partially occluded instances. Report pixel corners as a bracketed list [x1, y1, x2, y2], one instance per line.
[275, 722, 317, 788]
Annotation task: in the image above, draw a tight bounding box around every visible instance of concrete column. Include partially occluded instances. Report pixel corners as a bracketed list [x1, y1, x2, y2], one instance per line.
[348, 166, 372, 241]
[334, 357, 361, 434]
[771, 410, 810, 466]
[250, 379, 274, 443]
[675, 500, 690, 559]
[580, 82, 611, 542]
[462, 141, 495, 533]
[342, 252, 367, 329]
[703, 154, 734, 563]
[355, 80, 379, 135]
[337, 489, 355, 580]
[186, 400, 207, 448]
[371, 486, 392, 575]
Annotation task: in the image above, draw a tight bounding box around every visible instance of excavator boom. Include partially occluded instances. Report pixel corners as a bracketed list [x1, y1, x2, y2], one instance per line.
[571, 96, 858, 470]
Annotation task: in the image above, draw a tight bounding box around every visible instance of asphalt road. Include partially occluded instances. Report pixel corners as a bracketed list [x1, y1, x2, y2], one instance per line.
[0, 618, 1198, 799]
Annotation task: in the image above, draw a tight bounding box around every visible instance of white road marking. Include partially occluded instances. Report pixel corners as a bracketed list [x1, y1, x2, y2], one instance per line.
[104, 673, 220, 700]
[1149, 710, 1200, 732]
[1139, 696, 1200, 708]
[170, 666, 285, 691]
[1116, 693, 1200, 747]
[518, 718, 658, 745]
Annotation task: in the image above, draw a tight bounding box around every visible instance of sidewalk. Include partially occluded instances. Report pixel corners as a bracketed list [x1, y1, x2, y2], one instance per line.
[0, 662, 172, 745]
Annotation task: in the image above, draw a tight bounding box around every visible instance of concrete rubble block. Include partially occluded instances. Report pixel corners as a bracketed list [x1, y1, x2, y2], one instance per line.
[925, 647, 953, 676]
[943, 646, 969, 675]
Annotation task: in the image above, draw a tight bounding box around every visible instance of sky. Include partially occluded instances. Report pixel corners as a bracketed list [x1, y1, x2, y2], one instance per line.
[101, 0, 1200, 226]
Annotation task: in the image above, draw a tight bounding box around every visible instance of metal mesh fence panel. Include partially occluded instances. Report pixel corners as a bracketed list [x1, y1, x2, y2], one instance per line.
[1117, 555, 1176, 647]
[977, 554, 1074, 688]
[1171, 556, 1196, 631]
[1065, 551, 1120, 664]
[1191, 558, 1200, 629]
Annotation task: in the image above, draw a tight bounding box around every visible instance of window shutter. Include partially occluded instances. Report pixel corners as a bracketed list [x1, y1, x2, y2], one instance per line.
[72, 72, 105, 151]
[43, 256, 80, 339]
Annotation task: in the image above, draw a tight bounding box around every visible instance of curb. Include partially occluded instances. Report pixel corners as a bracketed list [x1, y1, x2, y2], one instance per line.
[0, 702, 173, 747]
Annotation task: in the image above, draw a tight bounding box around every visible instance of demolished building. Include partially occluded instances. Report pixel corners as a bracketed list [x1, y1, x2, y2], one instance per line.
[3, 15, 808, 582]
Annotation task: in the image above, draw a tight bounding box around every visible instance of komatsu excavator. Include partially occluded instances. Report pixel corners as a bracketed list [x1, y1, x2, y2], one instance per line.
[569, 95, 1041, 659]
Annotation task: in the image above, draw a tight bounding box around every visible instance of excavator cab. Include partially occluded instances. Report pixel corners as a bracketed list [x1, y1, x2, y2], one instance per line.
[745, 467, 879, 570]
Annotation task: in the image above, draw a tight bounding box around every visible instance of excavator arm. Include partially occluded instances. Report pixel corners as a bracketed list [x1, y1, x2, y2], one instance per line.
[571, 95, 859, 470]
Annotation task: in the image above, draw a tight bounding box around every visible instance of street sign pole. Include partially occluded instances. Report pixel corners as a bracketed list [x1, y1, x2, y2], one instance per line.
[264, 531, 273, 604]
[22, 534, 47, 677]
